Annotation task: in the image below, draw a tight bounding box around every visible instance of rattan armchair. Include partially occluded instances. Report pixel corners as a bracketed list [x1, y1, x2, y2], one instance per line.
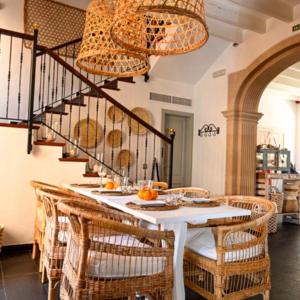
[31, 181, 78, 263]
[152, 181, 168, 190]
[166, 187, 210, 198]
[184, 196, 275, 300]
[39, 188, 98, 300]
[58, 199, 175, 300]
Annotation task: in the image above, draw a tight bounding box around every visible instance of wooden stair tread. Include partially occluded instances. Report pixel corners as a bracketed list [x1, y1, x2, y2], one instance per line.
[0, 123, 39, 130]
[45, 105, 68, 115]
[102, 79, 120, 91]
[83, 173, 99, 177]
[117, 77, 135, 84]
[63, 95, 86, 107]
[34, 140, 65, 147]
[59, 157, 88, 162]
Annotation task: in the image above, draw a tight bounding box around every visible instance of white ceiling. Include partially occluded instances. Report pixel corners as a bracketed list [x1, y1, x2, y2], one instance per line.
[57, 0, 300, 84]
[150, 36, 230, 84]
[268, 62, 300, 101]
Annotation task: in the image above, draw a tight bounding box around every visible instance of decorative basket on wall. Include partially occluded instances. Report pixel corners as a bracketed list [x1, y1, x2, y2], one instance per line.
[24, 0, 85, 55]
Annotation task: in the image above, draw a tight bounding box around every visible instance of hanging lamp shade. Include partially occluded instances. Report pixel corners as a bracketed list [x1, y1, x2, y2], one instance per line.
[76, 0, 150, 77]
[111, 0, 209, 56]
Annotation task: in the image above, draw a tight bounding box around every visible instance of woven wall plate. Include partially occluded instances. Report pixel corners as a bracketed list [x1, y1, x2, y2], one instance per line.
[73, 119, 102, 149]
[117, 150, 134, 168]
[108, 105, 124, 123]
[126, 202, 179, 211]
[24, 0, 84, 55]
[128, 107, 152, 135]
[178, 200, 220, 208]
[107, 129, 123, 148]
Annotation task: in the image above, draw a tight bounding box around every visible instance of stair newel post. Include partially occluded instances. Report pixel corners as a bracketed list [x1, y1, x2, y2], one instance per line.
[168, 128, 176, 189]
[27, 27, 39, 154]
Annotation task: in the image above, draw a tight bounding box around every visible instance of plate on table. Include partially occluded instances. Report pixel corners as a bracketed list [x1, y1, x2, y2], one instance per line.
[71, 183, 100, 188]
[179, 198, 220, 208]
[126, 201, 179, 211]
[91, 190, 134, 196]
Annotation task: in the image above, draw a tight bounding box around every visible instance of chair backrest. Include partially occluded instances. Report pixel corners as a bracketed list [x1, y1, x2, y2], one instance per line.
[58, 199, 174, 299]
[152, 181, 168, 190]
[211, 196, 275, 264]
[166, 187, 210, 198]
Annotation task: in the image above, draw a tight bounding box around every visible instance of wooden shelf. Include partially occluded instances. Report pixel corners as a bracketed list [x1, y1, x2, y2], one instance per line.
[34, 140, 65, 147]
[83, 173, 99, 177]
[59, 157, 88, 163]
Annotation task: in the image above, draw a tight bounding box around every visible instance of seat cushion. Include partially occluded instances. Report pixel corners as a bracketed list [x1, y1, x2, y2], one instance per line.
[186, 228, 263, 262]
[68, 235, 166, 278]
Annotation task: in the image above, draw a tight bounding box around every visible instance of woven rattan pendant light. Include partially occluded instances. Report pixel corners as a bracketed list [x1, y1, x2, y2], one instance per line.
[111, 0, 209, 56]
[76, 0, 150, 77]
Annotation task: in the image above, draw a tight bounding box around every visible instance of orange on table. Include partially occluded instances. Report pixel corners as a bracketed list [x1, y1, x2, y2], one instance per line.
[105, 181, 115, 190]
[138, 189, 158, 201]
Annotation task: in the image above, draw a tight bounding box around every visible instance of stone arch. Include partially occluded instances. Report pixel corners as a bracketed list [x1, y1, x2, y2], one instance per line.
[224, 33, 300, 195]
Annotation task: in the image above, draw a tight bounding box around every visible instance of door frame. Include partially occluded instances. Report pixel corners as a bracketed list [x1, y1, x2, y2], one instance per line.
[161, 109, 194, 187]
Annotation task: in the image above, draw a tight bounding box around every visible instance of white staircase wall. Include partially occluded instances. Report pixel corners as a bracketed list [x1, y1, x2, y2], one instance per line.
[0, 126, 96, 246]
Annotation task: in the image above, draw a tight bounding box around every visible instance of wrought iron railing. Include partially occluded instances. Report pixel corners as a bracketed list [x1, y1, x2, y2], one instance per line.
[0, 28, 175, 187]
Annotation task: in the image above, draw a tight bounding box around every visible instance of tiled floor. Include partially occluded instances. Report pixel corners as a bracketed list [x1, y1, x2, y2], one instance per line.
[0, 223, 299, 300]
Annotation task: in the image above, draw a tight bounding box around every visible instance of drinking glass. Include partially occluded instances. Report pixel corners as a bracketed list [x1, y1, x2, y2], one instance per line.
[121, 177, 129, 192]
[98, 165, 107, 188]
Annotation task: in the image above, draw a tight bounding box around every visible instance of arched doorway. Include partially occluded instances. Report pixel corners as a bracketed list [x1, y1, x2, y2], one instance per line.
[223, 33, 300, 195]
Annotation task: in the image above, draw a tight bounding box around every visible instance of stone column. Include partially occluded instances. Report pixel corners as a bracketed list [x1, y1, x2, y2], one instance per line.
[223, 110, 263, 196]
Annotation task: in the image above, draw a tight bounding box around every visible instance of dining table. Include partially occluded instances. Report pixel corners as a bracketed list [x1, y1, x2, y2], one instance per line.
[63, 184, 251, 300]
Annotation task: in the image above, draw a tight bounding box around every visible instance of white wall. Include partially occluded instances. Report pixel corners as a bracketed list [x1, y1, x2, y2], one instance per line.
[0, 126, 97, 246]
[258, 88, 297, 164]
[296, 105, 300, 171]
[192, 17, 300, 195]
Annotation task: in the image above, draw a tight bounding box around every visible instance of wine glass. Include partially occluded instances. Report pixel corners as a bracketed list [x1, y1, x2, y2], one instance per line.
[98, 165, 107, 188]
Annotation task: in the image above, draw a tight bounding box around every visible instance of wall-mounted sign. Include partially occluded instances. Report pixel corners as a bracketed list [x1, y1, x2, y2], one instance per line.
[198, 124, 220, 137]
[292, 24, 300, 32]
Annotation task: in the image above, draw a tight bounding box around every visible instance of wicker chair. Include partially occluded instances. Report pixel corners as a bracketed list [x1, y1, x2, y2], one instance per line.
[31, 181, 78, 263]
[166, 187, 210, 198]
[184, 196, 275, 300]
[39, 188, 98, 300]
[152, 181, 169, 190]
[58, 199, 175, 300]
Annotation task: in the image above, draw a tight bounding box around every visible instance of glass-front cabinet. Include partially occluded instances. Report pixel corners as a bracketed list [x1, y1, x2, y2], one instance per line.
[256, 149, 290, 172]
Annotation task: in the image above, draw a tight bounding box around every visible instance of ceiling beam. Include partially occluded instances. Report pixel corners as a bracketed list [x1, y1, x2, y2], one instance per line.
[207, 18, 245, 44]
[280, 68, 300, 81]
[273, 75, 300, 88]
[205, 0, 267, 33]
[229, 0, 294, 22]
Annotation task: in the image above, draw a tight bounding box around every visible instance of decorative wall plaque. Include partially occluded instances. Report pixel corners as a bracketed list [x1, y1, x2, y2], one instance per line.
[198, 124, 220, 137]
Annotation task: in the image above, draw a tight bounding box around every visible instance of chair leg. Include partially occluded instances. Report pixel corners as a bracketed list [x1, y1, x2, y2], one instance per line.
[39, 248, 44, 273]
[48, 280, 56, 300]
[32, 241, 37, 260]
[41, 265, 47, 284]
[263, 290, 270, 300]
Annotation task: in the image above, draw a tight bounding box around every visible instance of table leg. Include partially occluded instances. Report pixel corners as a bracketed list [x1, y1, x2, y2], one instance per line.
[163, 222, 187, 300]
